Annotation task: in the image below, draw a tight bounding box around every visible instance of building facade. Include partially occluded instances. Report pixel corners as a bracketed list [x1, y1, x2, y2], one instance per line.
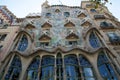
[0, 1, 120, 80]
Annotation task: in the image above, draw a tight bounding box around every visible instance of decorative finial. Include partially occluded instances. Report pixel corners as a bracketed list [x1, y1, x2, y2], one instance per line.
[42, 0, 49, 8]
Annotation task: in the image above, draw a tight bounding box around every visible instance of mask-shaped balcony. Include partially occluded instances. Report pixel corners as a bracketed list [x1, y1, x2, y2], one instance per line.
[86, 4, 95, 8]
[94, 15, 105, 19]
[109, 36, 120, 44]
[40, 29, 51, 37]
[100, 22, 114, 29]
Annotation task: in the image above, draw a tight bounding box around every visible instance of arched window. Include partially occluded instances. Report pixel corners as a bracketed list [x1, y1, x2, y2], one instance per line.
[17, 35, 28, 51]
[89, 32, 100, 48]
[79, 55, 95, 80]
[56, 53, 63, 80]
[97, 52, 118, 80]
[64, 54, 80, 80]
[4, 55, 21, 80]
[27, 56, 40, 80]
[40, 55, 55, 80]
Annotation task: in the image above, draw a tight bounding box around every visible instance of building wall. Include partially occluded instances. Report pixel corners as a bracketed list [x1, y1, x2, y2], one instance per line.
[0, 1, 120, 80]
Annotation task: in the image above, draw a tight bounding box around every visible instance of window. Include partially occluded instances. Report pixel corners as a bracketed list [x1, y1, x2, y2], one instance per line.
[64, 12, 70, 17]
[56, 53, 63, 80]
[79, 55, 95, 80]
[68, 41, 77, 46]
[0, 19, 3, 24]
[17, 35, 28, 52]
[4, 55, 21, 80]
[90, 9, 96, 13]
[46, 13, 51, 18]
[0, 45, 3, 49]
[107, 32, 117, 38]
[107, 32, 120, 43]
[89, 32, 101, 48]
[40, 56, 55, 80]
[64, 55, 81, 80]
[40, 42, 49, 47]
[100, 22, 114, 29]
[0, 34, 7, 41]
[27, 56, 40, 80]
[97, 52, 118, 80]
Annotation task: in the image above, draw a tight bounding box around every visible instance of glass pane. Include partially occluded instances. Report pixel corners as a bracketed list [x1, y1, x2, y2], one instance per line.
[27, 56, 40, 80]
[89, 32, 100, 48]
[5, 56, 21, 80]
[64, 55, 80, 79]
[42, 56, 54, 66]
[98, 53, 118, 80]
[79, 56, 90, 66]
[79, 55, 95, 80]
[98, 54, 108, 65]
[64, 55, 78, 65]
[106, 64, 118, 80]
[17, 35, 28, 51]
[85, 78, 95, 80]
[83, 68, 93, 77]
[98, 64, 110, 79]
[40, 56, 55, 80]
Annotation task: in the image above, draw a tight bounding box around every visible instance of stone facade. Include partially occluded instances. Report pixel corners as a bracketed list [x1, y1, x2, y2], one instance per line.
[0, 1, 120, 80]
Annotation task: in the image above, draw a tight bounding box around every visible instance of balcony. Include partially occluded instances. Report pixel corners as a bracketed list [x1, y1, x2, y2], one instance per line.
[109, 36, 120, 44]
[40, 29, 50, 37]
[35, 42, 50, 48]
[94, 15, 105, 19]
[100, 22, 114, 29]
[86, 4, 94, 8]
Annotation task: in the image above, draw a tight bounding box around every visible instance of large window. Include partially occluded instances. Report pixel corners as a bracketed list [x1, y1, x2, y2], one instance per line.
[17, 35, 28, 51]
[56, 53, 63, 80]
[27, 56, 40, 80]
[97, 52, 118, 80]
[4, 55, 21, 80]
[0, 34, 7, 41]
[89, 32, 101, 48]
[64, 54, 81, 80]
[40, 55, 55, 80]
[79, 55, 95, 80]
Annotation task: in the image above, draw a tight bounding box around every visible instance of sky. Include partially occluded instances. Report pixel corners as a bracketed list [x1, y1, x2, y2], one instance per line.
[0, 0, 120, 21]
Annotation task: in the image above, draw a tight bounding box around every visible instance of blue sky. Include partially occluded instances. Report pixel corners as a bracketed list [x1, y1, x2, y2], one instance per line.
[0, 0, 120, 21]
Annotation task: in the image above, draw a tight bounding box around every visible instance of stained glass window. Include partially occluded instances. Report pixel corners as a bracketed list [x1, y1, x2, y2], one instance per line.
[4, 55, 21, 80]
[79, 55, 95, 80]
[98, 52, 118, 80]
[40, 55, 55, 80]
[89, 32, 100, 48]
[27, 56, 40, 80]
[64, 54, 80, 80]
[17, 35, 28, 51]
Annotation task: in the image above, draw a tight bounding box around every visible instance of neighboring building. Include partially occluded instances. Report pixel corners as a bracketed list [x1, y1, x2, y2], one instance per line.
[0, 6, 19, 63]
[0, 1, 120, 80]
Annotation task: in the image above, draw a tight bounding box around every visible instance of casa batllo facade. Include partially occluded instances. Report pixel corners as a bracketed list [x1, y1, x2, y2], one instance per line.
[0, 0, 120, 80]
